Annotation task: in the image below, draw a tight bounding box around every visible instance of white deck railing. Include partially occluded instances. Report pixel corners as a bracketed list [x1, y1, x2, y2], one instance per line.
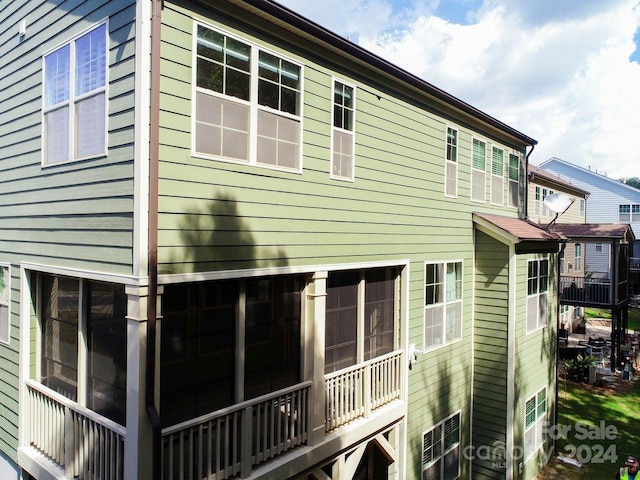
[324, 350, 403, 432]
[24, 379, 126, 480]
[161, 382, 311, 480]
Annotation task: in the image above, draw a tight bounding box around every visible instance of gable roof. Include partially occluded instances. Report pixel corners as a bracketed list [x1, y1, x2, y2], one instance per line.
[474, 213, 565, 254]
[538, 158, 640, 198]
[226, 0, 537, 147]
[528, 164, 590, 198]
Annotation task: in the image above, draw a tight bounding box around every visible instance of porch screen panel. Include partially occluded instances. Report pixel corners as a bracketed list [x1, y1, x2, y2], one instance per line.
[325, 270, 359, 373]
[41, 275, 79, 401]
[364, 267, 397, 360]
[245, 276, 302, 399]
[86, 281, 127, 425]
[161, 282, 236, 426]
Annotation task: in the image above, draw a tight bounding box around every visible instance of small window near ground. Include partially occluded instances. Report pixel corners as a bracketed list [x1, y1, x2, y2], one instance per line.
[422, 412, 461, 480]
[524, 388, 547, 460]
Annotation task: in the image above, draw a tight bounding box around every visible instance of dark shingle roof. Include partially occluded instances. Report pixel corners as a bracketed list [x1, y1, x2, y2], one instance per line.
[475, 213, 566, 242]
[552, 223, 633, 239]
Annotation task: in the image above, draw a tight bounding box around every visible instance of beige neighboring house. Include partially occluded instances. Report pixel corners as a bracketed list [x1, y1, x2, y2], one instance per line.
[528, 165, 590, 331]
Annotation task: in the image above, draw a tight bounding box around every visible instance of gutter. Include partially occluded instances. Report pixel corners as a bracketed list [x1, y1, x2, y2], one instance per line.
[147, 0, 163, 477]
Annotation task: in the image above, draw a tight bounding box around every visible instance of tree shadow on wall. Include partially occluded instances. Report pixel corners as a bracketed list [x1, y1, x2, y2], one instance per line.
[164, 191, 290, 274]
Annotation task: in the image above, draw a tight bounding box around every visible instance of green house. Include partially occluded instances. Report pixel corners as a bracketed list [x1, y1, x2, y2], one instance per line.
[0, 1, 563, 479]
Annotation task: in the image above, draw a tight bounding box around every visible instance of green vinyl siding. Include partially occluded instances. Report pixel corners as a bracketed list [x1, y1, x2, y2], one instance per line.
[473, 230, 510, 480]
[0, 0, 137, 463]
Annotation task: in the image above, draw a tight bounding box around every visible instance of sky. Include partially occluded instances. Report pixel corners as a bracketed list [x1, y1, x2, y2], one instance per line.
[276, 0, 640, 180]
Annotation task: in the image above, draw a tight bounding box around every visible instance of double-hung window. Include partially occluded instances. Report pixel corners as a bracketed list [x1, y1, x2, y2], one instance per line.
[331, 80, 355, 180]
[422, 412, 461, 480]
[619, 205, 631, 222]
[633, 205, 640, 222]
[445, 127, 458, 197]
[526, 259, 549, 333]
[194, 24, 303, 172]
[508, 153, 519, 207]
[524, 388, 547, 460]
[574, 243, 582, 272]
[424, 262, 462, 350]
[471, 139, 486, 202]
[0, 265, 9, 344]
[491, 146, 504, 205]
[43, 22, 107, 165]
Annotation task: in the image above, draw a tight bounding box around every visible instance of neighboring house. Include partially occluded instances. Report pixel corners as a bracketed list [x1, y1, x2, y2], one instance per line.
[0, 1, 564, 480]
[527, 165, 590, 330]
[539, 158, 640, 294]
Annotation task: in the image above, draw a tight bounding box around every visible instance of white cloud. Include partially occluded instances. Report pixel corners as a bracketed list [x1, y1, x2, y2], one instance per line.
[277, 0, 640, 179]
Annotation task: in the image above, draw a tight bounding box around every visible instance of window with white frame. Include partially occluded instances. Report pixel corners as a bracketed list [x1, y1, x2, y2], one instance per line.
[43, 22, 108, 165]
[491, 146, 504, 205]
[331, 80, 355, 180]
[524, 388, 547, 460]
[194, 24, 302, 172]
[619, 205, 630, 222]
[526, 259, 548, 333]
[422, 412, 461, 480]
[508, 153, 519, 207]
[471, 138, 486, 202]
[424, 262, 462, 350]
[39, 273, 127, 425]
[445, 127, 458, 197]
[595, 243, 603, 253]
[633, 205, 640, 222]
[574, 243, 582, 271]
[325, 267, 399, 373]
[0, 265, 9, 344]
[579, 199, 585, 218]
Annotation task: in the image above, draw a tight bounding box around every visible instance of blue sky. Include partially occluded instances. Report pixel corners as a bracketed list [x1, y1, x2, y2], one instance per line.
[277, 0, 640, 179]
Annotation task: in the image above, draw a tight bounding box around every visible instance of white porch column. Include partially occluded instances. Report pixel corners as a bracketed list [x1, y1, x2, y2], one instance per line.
[124, 285, 156, 480]
[306, 271, 327, 446]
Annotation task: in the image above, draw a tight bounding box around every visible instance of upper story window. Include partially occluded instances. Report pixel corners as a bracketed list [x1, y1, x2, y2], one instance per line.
[194, 24, 303, 172]
[579, 199, 585, 218]
[331, 80, 355, 181]
[524, 388, 547, 460]
[424, 261, 463, 350]
[620, 204, 640, 222]
[508, 153, 519, 208]
[422, 412, 460, 480]
[527, 258, 548, 333]
[535, 187, 554, 217]
[445, 127, 458, 197]
[491, 146, 504, 205]
[43, 22, 108, 165]
[0, 265, 9, 344]
[471, 138, 486, 202]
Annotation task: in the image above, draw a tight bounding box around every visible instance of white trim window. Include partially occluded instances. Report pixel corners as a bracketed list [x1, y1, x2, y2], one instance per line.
[633, 205, 640, 222]
[471, 138, 486, 202]
[422, 412, 461, 480]
[193, 23, 303, 172]
[43, 22, 108, 165]
[490, 146, 504, 205]
[508, 153, 519, 208]
[424, 261, 463, 350]
[0, 264, 10, 344]
[619, 204, 631, 222]
[526, 258, 549, 333]
[445, 127, 458, 197]
[524, 388, 547, 460]
[574, 243, 582, 272]
[579, 199, 585, 218]
[331, 80, 355, 180]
